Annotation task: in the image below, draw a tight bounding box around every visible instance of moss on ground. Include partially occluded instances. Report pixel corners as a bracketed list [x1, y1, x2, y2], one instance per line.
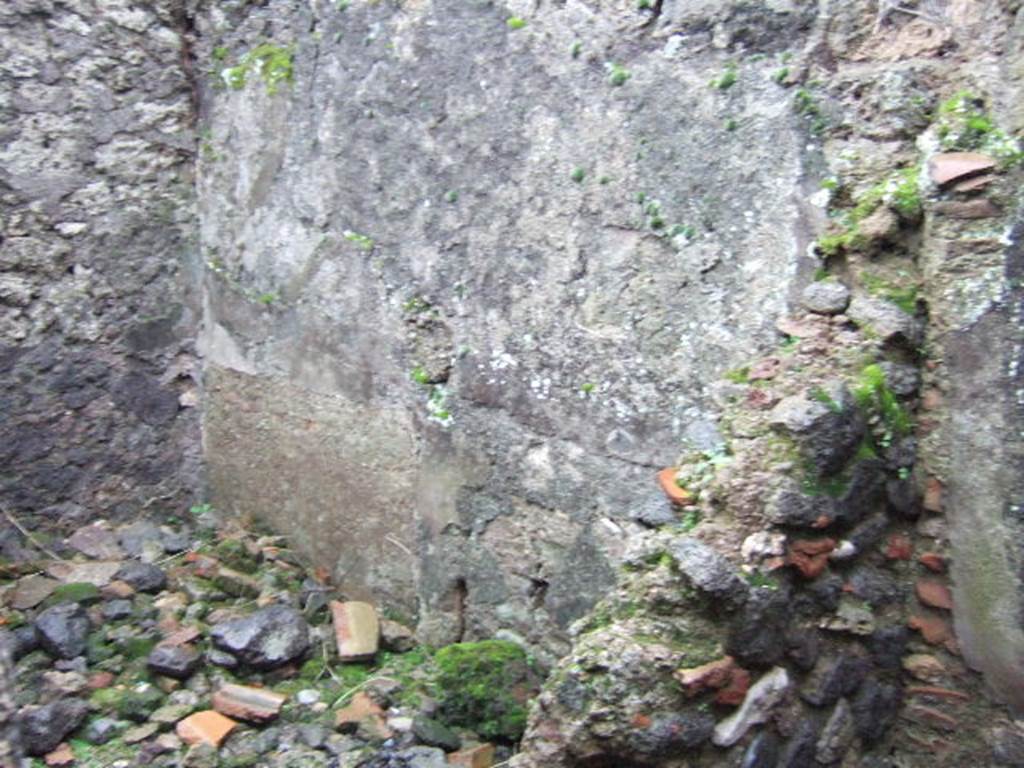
[433, 639, 536, 742]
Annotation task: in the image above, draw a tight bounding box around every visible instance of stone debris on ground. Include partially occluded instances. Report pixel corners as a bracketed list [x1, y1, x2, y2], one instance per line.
[0, 516, 512, 768]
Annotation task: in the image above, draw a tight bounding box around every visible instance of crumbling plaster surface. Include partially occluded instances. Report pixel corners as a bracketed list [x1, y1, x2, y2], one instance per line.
[195, 0, 818, 656]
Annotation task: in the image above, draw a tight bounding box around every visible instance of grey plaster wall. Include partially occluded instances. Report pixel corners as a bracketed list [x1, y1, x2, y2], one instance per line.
[195, 0, 819, 656]
[0, 0, 201, 546]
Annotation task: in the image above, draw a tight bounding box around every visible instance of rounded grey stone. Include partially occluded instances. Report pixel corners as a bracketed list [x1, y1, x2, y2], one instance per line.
[801, 281, 851, 315]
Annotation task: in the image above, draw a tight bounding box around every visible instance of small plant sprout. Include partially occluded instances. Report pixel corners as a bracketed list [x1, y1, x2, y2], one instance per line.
[426, 385, 454, 426]
[679, 508, 701, 532]
[937, 91, 1023, 164]
[402, 296, 431, 314]
[410, 366, 431, 385]
[343, 230, 375, 251]
[444, 190, 459, 203]
[710, 63, 738, 91]
[570, 167, 586, 183]
[256, 291, 278, 305]
[220, 43, 295, 95]
[607, 62, 631, 87]
[580, 382, 596, 395]
[667, 223, 696, 241]
[570, 41, 583, 58]
[506, 16, 526, 30]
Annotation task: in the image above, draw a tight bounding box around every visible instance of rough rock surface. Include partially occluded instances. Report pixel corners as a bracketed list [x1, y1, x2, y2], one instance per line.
[195, 0, 813, 651]
[0, 0, 201, 546]
[34, 603, 90, 659]
[209, 605, 311, 670]
[17, 698, 88, 756]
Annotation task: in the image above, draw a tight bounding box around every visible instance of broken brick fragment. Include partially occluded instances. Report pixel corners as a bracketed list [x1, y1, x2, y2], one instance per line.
[884, 534, 913, 561]
[176, 710, 237, 748]
[909, 614, 953, 646]
[674, 656, 736, 696]
[657, 468, 692, 505]
[916, 580, 953, 611]
[787, 538, 836, 579]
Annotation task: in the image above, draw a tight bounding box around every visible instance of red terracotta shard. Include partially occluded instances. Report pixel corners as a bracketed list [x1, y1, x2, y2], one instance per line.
[330, 601, 380, 661]
[657, 468, 692, 506]
[631, 713, 653, 729]
[952, 174, 996, 192]
[212, 683, 287, 724]
[934, 199, 1002, 218]
[674, 656, 736, 696]
[176, 710, 237, 748]
[909, 614, 953, 646]
[714, 667, 751, 707]
[918, 553, 946, 573]
[160, 626, 202, 648]
[335, 691, 391, 739]
[928, 152, 996, 186]
[916, 580, 953, 611]
[907, 685, 970, 702]
[903, 704, 958, 732]
[787, 538, 836, 579]
[448, 743, 496, 767]
[884, 534, 913, 561]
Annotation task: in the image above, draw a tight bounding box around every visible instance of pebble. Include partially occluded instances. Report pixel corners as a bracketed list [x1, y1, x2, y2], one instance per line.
[296, 688, 322, 705]
[801, 280, 851, 315]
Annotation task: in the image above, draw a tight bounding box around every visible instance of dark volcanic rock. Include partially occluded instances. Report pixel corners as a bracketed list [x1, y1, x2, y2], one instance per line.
[628, 711, 716, 755]
[848, 566, 905, 607]
[34, 602, 90, 659]
[741, 730, 781, 768]
[147, 644, 202, 679]
[869, 626, 909, 674]
[786, 628, 821, 672]
[851, 677, 901, 744]
[769, 382, 864, 475]
[886, 477, 920, 517]
[114, 561, 167, 593]
[411, 716, 461, 751]
[8, 625, 40, 661]
[802, 654, 869, 707]
[18, 698, 89, 755]
[210, 604, 310, 669]
[778, 718, 820, 768]
[726, 587, 791, 668]
[767, 460, 884, 529]
[669, 538, 748, 607]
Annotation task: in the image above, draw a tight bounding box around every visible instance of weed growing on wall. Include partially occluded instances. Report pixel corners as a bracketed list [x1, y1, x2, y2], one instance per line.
[220, 43, 295, 95]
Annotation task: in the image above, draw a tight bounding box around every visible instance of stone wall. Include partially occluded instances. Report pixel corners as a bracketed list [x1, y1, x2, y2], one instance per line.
[0, 0, 201, 551]
[194, 0, 820, 659]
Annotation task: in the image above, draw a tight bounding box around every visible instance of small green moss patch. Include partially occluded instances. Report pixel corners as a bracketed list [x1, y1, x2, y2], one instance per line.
[433, 640, 537, 742]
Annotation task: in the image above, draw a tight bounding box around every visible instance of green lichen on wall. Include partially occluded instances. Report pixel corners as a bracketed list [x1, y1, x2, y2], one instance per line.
[937, 91, 1023, 164]
[219, 43, 295, 95]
